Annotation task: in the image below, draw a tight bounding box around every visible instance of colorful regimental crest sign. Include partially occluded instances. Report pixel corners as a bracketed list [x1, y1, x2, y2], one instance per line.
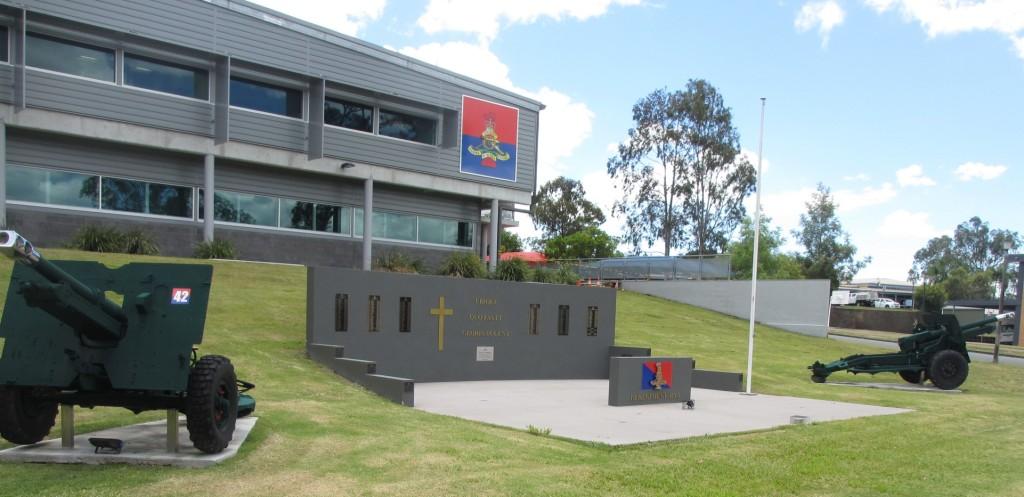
[641, 361, 673, 390]
[460, 95, 519, 182]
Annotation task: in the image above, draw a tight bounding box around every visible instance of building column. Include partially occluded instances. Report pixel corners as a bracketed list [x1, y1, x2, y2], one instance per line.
[0, 120, 6, 228]
[362, 177, 373, 271]
[489, 198, 500, 272]
[203, 154, 215, 242]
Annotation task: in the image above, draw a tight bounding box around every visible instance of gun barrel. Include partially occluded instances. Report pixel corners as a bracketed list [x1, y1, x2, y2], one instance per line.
[0, 230, 127, 338]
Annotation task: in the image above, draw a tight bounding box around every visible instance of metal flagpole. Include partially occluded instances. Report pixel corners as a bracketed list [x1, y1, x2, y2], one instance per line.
[745, 98, 766, 395]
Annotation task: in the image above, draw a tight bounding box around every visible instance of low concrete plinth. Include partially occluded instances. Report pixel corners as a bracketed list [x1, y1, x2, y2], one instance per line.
[825, 381, 962, 393]
[0, 417, 258, 468]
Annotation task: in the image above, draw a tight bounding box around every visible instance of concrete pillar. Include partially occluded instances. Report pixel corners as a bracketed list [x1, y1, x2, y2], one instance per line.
[362, 177, 373, 271]
[489, 198, 500, 272]
[0, 120, 6, 228]
[203, 154, 215, 242]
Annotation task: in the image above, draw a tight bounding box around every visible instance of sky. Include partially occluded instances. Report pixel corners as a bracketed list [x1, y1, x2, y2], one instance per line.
[249, 0, 1023, 282]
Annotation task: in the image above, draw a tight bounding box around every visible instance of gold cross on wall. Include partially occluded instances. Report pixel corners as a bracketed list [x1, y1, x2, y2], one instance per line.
[429, 296, 454, 351]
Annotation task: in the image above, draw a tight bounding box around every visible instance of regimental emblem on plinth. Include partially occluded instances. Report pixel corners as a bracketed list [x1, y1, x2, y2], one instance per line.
[429, 296, 454, 352]
[641, 361, 672, 390]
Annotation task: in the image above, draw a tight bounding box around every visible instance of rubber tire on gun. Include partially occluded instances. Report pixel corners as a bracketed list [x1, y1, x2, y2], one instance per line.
[0, 386, 58, 445]
[898, 370, 924, 384]
[928, 350, 969, 390]
[186, 355, 239, 454]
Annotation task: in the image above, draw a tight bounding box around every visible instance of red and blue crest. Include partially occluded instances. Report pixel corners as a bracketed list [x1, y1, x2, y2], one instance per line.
[641, 361, 672, 390]
[460, 95, 519, 182]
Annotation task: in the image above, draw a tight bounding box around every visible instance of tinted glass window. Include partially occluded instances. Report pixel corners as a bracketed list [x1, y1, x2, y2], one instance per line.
[325, 98, 373, 132]
[211, 190, 278, 226]
[26, 33, 114, 81]
[281, 199, 314, 230]
[0, 26, 8, 63]
[7, 165, 98, 208]
[419, 217, 474, 247]
[379, 109, 437, 145]
[230, 77, 302, 118]
[316, 205, 351, 234]
[102, 177, 146, 213]
[124, 54, 209, 100]
[148, 183, 192, 217]
[354, 209, 417, 241]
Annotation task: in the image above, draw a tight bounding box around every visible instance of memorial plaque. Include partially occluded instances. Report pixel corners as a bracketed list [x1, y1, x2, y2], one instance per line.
[476, 346, 494, 362]
[608, 356, 694, 406]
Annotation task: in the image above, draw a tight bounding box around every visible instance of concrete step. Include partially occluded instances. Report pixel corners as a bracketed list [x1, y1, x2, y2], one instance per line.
[306, 343, 344, 364]
[332, 358, 377, 381]
[364, 374, 415, 406]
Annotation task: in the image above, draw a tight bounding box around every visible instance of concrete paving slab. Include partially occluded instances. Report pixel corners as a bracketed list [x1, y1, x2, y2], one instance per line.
[414, 380, 909, 445]
[0, 417, 258, 468]
[825, 381, 961, 393]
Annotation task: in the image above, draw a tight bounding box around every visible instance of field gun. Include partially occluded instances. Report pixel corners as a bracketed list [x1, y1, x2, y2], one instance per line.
[0, 231, 254, 453]
[809, 313, 1015, 390]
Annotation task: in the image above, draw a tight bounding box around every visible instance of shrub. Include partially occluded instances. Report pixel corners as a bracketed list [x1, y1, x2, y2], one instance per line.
[437, 252, 486, 278]
[494, 258, 529, 281]
[555, 266, 580, 285]
[530, 267, 558, 284]
[375, 251, 424, 273]
[194, 239, 237, 259]
[68, 225, 127, 253]
[121, 229, 160, 255]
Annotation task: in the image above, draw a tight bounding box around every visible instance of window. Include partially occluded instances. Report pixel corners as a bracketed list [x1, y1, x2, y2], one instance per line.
[280, 199, 351, 234]
[418, 217, 474, 247]
[101, 177, 145, 213]
[325, 97, 373, 133]
[0, 26, 8, 63]
[26, 33, 114, 82]
[204, 190, 279, 227]
[100, 178, 193, 218]
[124, 53, 209, 100]
[7, 165, 98, 208]
[354, 209, 417, 242]
[379, 108, 437, 145]
[230, 76, 302, 118]
[147, 183, 193, 218]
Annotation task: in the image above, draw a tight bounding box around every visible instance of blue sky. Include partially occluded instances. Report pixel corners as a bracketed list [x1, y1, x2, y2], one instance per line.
[251, 0, 1023, 281]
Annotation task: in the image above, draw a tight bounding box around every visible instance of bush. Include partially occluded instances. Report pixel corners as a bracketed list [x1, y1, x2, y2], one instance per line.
[555, 265, 580, 285]
[68, 225, 127, 253]
[194, 239, 237, 259]
[121, 229, 160, 255]
[375, 251, 424, 273]
[530, 267, 558, 284]
[494, 258, 529, 281]
[437, 252, 486, 278]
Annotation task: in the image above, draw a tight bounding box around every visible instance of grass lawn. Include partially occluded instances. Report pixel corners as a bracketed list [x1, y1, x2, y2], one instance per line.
[0, 249, 1022, 496]
[829, 327, 1024, 359]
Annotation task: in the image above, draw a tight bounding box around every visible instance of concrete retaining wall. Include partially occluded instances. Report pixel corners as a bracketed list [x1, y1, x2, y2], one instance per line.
[623, 279, 830, 337]
[828, 306, 920, 333]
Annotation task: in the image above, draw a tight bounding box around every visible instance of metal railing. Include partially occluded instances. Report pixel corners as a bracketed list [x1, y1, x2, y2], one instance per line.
[539, 254, 732, 281]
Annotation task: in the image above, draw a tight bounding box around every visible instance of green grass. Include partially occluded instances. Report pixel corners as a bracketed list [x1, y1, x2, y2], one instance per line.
[829, 327, 1024, 359]
[0, 249, 1022, 496]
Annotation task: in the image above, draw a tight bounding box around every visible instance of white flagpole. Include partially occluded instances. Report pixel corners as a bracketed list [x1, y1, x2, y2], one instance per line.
[745, 98, 766, 395]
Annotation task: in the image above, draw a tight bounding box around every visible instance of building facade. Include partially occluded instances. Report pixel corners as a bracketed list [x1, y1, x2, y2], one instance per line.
[0, 0, 542, 269]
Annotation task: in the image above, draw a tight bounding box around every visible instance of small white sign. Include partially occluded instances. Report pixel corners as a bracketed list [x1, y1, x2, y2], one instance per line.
[476, 346, 494, 362]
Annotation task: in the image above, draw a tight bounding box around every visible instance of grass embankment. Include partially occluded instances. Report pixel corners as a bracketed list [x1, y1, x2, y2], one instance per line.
[0, 249, 1022, 496]
[829, 327, 1024, 359]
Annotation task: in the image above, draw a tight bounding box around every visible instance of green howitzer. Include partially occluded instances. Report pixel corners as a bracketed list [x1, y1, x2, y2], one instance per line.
[0, 231, 254, 453]
[809, 312, 1016, 390]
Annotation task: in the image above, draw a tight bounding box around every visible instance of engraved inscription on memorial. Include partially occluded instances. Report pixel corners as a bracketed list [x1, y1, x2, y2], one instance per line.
[463, 296, 508, 339]
[586, 306, 598, 336]
[557, 305, 570, 336]
[368, 295, 380, 332]
[334, 293, 348, 332]
[399, 297, 412, 333]
[528, 304, 540, 335]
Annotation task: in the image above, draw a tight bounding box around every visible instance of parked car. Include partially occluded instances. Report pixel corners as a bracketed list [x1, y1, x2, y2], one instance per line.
[874, 298, 900, 309]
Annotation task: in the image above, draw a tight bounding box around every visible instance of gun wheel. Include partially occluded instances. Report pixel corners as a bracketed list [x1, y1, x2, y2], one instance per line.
[0, 387, 58, 445]
[898, 370, 924, 384]
[811, 375, 826, 384]
[186, 355, 239, 454]
[928, 350, 968, 390]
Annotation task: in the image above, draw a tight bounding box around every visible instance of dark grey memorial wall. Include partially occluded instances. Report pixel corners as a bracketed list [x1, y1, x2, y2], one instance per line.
[307, 267, 616, 384]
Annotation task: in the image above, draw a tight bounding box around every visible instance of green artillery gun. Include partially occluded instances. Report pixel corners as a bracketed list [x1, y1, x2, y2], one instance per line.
[809, 312, 1016, 390]
[0, 231, 254, 453]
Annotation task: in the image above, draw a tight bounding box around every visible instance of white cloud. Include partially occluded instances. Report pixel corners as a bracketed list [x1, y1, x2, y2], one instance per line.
[833, 182, 899, 212]
[843, 173, 871, 182]
[748, 186, 817, 251]
[953, 161, 1008, 181]
[864, 0, 1024, 61]
[398, 41, 594, 186]
[740, 148, 770, 172]
[895, 164, 936, 187]
[795, 0, 846, 47]
[417, 0, 644, 43]
[248, 0, 386, 36]
[857, 209, 944, 279]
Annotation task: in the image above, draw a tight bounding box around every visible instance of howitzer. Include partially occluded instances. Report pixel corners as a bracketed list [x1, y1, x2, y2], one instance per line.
[0, 231, 254, 453]
[809, 312, 1015, 390]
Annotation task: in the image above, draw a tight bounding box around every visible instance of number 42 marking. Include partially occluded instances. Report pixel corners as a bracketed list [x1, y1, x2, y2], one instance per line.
[171, 288, 192, 305]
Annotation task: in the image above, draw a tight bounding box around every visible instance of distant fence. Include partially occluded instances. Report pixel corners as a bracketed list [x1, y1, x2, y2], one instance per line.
[542, 254, 732, 281]
[623, 279, 831, 337]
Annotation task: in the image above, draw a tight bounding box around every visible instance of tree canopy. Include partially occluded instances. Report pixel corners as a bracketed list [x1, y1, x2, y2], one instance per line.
[909, 216, 1020, 300]
[499, 230, 524, 253]
[728, 215, 803, 280]
[530, 177, 605, 240]
[607, 80, 755, 256]
[541, 226, 620, 260]
[792, 183, 869, 289]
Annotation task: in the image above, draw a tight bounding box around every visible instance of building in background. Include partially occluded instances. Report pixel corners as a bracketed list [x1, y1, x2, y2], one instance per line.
[0, 0, 540, 269]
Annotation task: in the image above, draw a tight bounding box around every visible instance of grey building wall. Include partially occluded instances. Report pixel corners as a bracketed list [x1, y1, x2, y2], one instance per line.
[623, 280, 831, 337]
[11, 0, 541, 192]
[307, 268, 617, 382]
